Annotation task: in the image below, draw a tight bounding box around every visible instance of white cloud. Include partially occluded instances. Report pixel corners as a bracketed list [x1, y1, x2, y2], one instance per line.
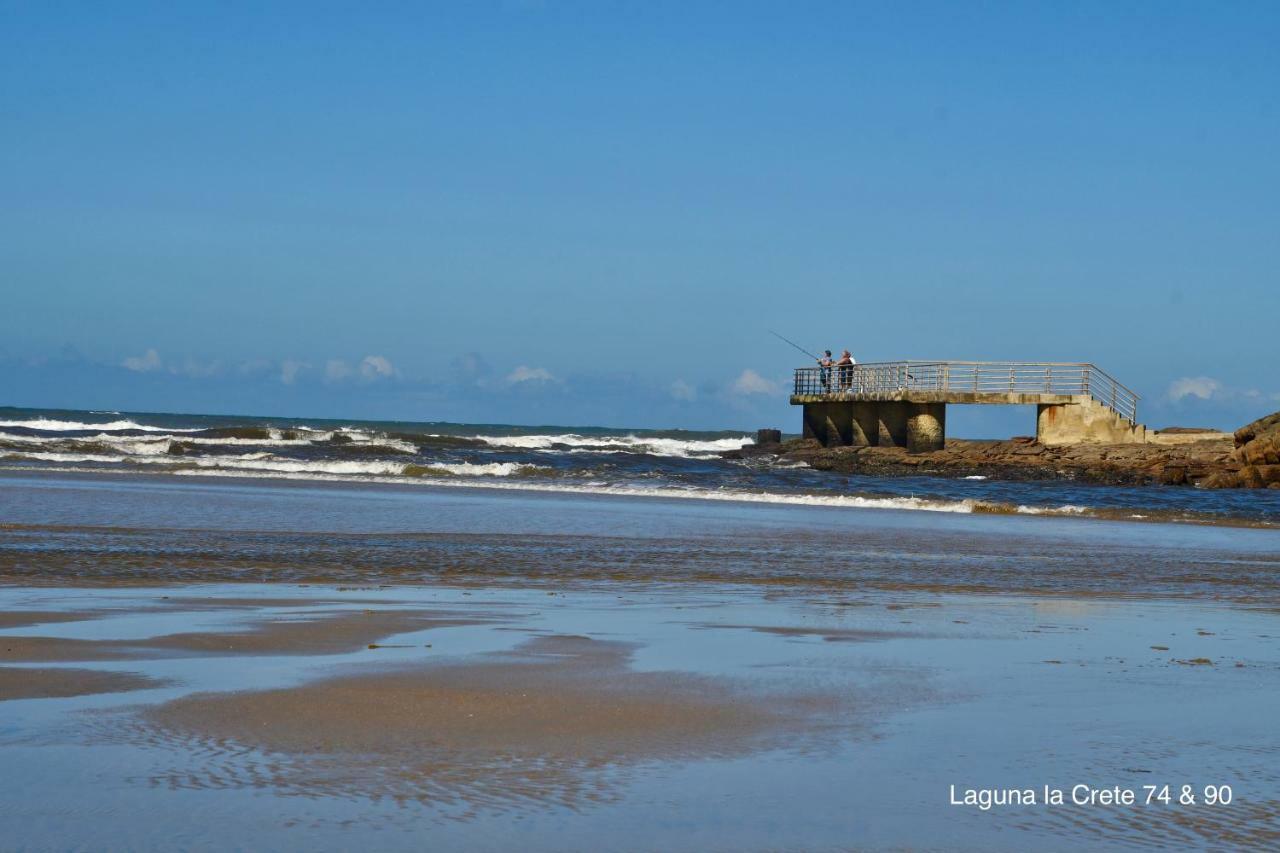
[280, 359, 310, 385]
[1167, 376, 1223, 402]
[122, 348, 162, 372]
[730, 369, 779, 396]
[506, 365, 557, 384]
[670, 379, 697, 402]
[325, 359, 353, 383]
[359, 355, 395, 380]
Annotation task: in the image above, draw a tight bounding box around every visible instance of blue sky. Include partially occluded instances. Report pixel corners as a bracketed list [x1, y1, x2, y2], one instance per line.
[2, 1, 1277, 432]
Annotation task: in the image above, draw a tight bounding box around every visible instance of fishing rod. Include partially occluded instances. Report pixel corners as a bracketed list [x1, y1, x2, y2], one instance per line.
[769, 330, 822, 362]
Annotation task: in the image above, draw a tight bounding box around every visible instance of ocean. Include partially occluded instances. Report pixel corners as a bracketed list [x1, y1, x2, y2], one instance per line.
[2, 405, 1278, 525]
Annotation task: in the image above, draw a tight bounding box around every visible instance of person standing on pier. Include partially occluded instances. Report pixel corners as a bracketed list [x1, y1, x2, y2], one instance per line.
[837, 349, 856, 390]
[817, 350, 834, 391]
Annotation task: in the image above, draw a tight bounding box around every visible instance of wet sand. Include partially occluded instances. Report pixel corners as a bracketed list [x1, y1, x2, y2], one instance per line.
[0, 584, 1275, 850]
[144, 634, 796, 756]
[0, 666, 167, 700]
[5, 520, 1280, 603]
[127, 633, 847, 812]
[0, 610, 109, 629]
[1, 607, 489, 663]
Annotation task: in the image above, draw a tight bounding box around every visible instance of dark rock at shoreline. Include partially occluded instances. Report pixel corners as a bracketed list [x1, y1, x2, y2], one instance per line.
[777, 438, 1239, 487]
[725, 411, 1280, 490]
[756, 428, 783, 447]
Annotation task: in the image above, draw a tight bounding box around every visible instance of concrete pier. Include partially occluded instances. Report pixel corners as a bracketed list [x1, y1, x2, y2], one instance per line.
[790, 361, 1146, 450]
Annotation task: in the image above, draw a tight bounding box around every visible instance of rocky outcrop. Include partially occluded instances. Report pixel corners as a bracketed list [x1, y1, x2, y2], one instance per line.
[728, 410, 1280, 490]
[1199, 412, 1280, 489]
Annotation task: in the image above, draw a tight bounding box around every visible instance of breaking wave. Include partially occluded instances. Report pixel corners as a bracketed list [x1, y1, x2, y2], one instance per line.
[0, 417, 202, 433]
[1, 451, 545, 479]
[473, 433, 752, 458]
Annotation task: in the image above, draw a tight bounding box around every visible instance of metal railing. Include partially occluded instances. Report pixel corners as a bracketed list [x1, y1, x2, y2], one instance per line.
[794, 361, 1140, 424]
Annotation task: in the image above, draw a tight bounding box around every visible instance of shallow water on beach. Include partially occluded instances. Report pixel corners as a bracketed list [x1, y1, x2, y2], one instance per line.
[2, 469, 1279, 850]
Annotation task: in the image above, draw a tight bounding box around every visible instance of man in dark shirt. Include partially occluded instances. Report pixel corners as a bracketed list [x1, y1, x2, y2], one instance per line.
[817, 350, 834, 392]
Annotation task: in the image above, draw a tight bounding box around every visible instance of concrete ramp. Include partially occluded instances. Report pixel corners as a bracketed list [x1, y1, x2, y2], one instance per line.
[1036, 397, 1146, 446]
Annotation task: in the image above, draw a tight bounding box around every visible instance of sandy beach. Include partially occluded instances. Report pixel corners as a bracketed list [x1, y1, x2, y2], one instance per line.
[3, 472, 1279, 850]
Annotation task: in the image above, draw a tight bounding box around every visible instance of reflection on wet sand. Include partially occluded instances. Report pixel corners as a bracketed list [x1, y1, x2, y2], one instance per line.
[118, 634, 858, 814]
[1, 608, 493, 664]
[0, 666, 167, 700]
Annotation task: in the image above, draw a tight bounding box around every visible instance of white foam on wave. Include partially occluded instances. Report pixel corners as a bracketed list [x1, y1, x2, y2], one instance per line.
[3, 447, 977, 512]
[210, 457, 409, 476]
[199, 458, 541, 477]
[161, 467, 983, 511]
[0, 418, 202, 433]
[472, 433, 752, 458]
[3, 457, 1127, 518]
[0, 458, 968, 512]
[1, 450, 540, 478]
[2, 451, 187, 466]
[0, 430, 418, 454]
[407, 461, 542, 477]
[1015, 504, 1087, 515]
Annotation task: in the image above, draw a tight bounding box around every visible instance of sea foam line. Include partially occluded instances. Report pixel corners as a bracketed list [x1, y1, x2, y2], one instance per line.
[0, 451, 542, 477]
[86, 463, 991, 513]
[471, 433, 752, 458]
[0, 430, 418, 453]
[0, 418, 204, 433]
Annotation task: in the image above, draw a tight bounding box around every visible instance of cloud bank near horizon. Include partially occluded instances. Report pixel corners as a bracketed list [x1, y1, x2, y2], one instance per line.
[1, 346, 793, 431]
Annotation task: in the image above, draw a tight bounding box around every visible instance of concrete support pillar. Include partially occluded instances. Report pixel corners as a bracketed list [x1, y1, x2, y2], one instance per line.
[906, 403, 946, 453]
[1037, 404, 1069, 445]
[803, 402, 873, 447]
[802, 403, 848, 447]
[802, 404, 825, 443]
[850, 402, 877, 447]
[825, 402, 854, 447]
[876, 402, 909, 448]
